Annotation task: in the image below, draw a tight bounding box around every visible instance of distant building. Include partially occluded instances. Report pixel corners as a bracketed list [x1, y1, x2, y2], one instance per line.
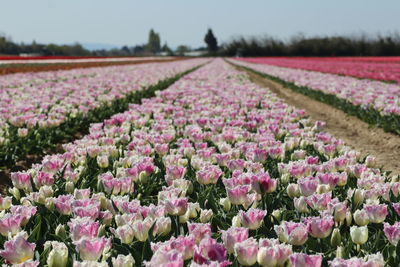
[183, 51, 207, 57]
[19, 53, 42, 57]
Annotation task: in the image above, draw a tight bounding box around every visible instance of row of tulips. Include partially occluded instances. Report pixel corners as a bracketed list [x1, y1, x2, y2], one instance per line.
[0, 59, 207, 167]
[0, 59, 399, 266]
[0, 56, 172, 66]
[238, 57, 400, 84]
[231, 59, 400, 134]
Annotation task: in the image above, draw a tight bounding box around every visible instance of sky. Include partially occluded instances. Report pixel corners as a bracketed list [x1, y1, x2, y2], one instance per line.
[1, 0, 399, 49]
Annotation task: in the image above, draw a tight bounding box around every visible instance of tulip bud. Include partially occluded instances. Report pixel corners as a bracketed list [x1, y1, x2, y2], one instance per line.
[232, 215, 241, 227]
[350, 226, 368, 245]
[40, 185, 54, 198]
[365, 156, 377, 168]
[46, 241, 68, 267]
[280, 173, 290, 184]
[271, 209, 282, 222]
[20, 197, 31, 206]
[353, 210, 369, 226]
[316, 184, 331, 194]
[112, 254, 135, 267]
[287, 184, 300, 198]
[138, 171, 148, 184]
[330, 228, 341, 247]
[45, 198, 55, 211]
[336, 246, 344, 258]
[0, 196, 11, 211]
[17, 128, 28, 137]
[55, 224, 67, 239]
[9, 187, 20, 201]
[179, 212, 190, 224]
[154, 217, 171, 236]
[97, 155, 109, 168]
[178, 158, 188, 166]
[300, 140, 309, 149]
[98, 224, 106, 237]
[219, 198, 231, 212]
[294, 197, 309, 213]
[65, 181, 74, 194]
[188, 203, 200, 218]
[345, 211, 352, 227]
[200, 209, 213, 223]
[353, 189, 364, 206]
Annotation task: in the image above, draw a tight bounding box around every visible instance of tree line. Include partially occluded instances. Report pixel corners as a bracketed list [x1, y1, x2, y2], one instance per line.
[2, 29, 400, 57]
[220, 33, 400, 57]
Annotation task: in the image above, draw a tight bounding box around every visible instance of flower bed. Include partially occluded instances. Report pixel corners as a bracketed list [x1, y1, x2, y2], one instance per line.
[238, 57, 400, 84]
[232, 59, 400, 135]
[0, 59, 207, 167]
[0, 59, 398, 266]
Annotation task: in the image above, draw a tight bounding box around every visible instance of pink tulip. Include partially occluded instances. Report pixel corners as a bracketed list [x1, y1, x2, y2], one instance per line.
[10, 172, 32, 192]
[234, 237, 258, 266]
[74, 237, 111, 261]
[289, 253, 322, 267]
[363, 204, 388, 223]
[68, 219, 100, 241]
[257, 240, 292, 267]
[165, 166, 186, 185]
[152, 235, 196, 260]
[0, 233, 36, 264]
[220, 227, 249, 254]
[193, 237, 228, 265]
[226, 185, 249, 205]
[252, 173, 277, 194]
[305, 216, 334, 239]
[196, 165, 223, 185]
[0, 213, 24, 236]
[383, 222, 400, 246]
[163, 197, 188, 216]
[112, 254, 135, 267]
[239, 208, 267, 230]
[274, 221, 308, 246]
[54, 194, 74, 215]
[329, 253, 384, 267]
[34, 171, 54, 187]
[188, 223, 212, 243]
[144, 250, 184, 267]
[393, 203, 400, 216]
[298, 177, 318, 196]
[10, 205, 37, 226]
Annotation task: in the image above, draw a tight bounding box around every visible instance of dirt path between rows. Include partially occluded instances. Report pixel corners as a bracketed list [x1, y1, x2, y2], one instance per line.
[235, 65, 400, 176]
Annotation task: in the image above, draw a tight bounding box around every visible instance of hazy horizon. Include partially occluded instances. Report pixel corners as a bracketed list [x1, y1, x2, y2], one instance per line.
[1, 0, 399, 49]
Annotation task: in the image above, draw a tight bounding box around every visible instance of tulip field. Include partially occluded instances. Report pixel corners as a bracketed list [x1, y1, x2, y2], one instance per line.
[0, 58, 399, 267]
[238, 57, 400, 84]
[234, 58, 400, 134]
[0, 59, 206, 167]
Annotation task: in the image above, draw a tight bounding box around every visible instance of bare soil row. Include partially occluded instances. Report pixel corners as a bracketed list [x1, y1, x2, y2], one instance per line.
[0, 57, 186, 75]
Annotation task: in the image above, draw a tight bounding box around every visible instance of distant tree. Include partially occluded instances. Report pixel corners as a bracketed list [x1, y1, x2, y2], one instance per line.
[176, 45, 189, 56]
[147, 29, 161, 54]
[133, 45, 146, 55]
[161, 43, 170, 52]
[204, 28, 218, 53]
[121, 46, 130, 55]
[161, 43, 173, 55]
